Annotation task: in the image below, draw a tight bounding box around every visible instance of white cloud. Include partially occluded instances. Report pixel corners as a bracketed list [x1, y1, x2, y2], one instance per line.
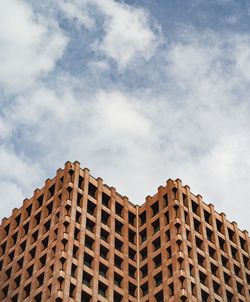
[0, 0, 68, 94]
[59, 0, 95, 29]
[0, 146, 45, 219]
[1, 0, 250, 235]
[92, 0, 161, 68]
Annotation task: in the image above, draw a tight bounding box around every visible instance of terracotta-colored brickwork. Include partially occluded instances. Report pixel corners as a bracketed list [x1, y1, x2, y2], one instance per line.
[0, 161, 250, 302]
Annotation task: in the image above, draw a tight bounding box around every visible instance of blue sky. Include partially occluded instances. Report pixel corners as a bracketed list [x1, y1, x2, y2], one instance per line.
[1, 0, 250, 231]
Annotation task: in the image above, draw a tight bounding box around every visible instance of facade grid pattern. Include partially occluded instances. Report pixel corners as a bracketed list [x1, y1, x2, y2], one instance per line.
[0, 161, 250, 302]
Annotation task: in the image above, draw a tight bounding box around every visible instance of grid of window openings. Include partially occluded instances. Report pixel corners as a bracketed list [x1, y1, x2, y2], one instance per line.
[0, 161, 250, 302]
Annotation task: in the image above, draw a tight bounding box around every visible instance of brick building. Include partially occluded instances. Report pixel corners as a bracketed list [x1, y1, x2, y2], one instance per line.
[0, 161, 250, 301]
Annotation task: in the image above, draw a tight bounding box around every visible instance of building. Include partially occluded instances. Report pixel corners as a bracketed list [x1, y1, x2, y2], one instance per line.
[0, 161, 250, 302]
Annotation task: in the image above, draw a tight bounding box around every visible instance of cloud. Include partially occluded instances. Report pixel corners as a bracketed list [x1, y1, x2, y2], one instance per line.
[59, 0, 95, 29]
[93, 0, 161, 68]
[1, 0, 250, 233]
[0, 0, 68, 94]
[57, 0, 161, 69]
[0, 146, 44, 219]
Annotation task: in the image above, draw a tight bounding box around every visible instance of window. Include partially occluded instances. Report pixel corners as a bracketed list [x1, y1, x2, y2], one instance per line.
[85, 235, 94, 250]
[78, 175, 84, 189]
[37, 273, 44, 288]
[5, 267, 11, 280]
[169, 282, 174, 296]
[115, 220, 123, 235]
[115, 238, 123, 251]
[26, 204, 32, 217]
[197, 253, 205, 266]
[140, 264, 148, 278]
[88, 183, 97, 198]
[114, 272, 123, 287]
[163, 193, 168, 207]
[98, 281, 108, 297]
[23, 222, 30, 236]
[199, 271, 207, 285]
[86, 218, 95, 232]
[44, 220, 51, 233]
[204, 210, 211, 224]
[164, 211, 170, 224]
[224, 272, 231, 285]
[41, 236, 49, 250]
[2, 285, 8, 298]
[231, 246, 238, 260]
[154, 272, 162, 286]
[221, 255, 228, 268]
[141, 282, 148, 296]
[234, 264, 241, 277]
[201, 290, 209, 301]
[71, 263, 77, 278]
[48, 184, 55, 199]
[228, 228, 235, 242]
[102, 192, 110, 208]
[129, 264, 136, 278]
[140, 229, 147, 243]
[211, 263, 218, 277]
[82, 272, 92, 287]
[114, 255, 123, 269]
[154, 290, 163, 302]
[99, 263, 108, 277]
[101, 210, 110, 225]
[167, 263, 173, 276]
[216, 219, 223, 233]
[114, 291, 123, 302]
[84, 252, 93, 268]
[139, 211, 146, 225]
[115, 202, 124, 217]
[14, 275, 21, 288]
[151, 201, 159, 216]
[240, 236, 247, 251]
[166, 245, 172, 259]
[153, 254, 162, 268]
[191, 200, 199, 215]
[129, 247, 136, 261]
[129, 282, 136, 297]
[152, 219, 160, 234]
[34, 293, 42, 302]
[46, 202, 53, 216]
[81, 291, 91, 302]
[24, 284, 31, 298]
[206, 228, 213, 241]
[129, 229, 136, 244]
[101, 228, 109, 242]
[39, 254, 46, 268]
[193, 218, 201, 233]
[152, 237, 161, 251]
[11, 294, 18, 302]
[26, 264, 34, 279]
[100, 245, 109, 259]
[20, 240, 27, 253]
[76, 210, 81, 224]
[129, 211, 136, 225]
[209, 246, 216, 258]
[195, 236, 203, 250]
[14, 214, 21, 227]
[87, 200, 96, 215]
[77, 192, 83, 207]
[218, 237, 225, 251]
[69, 283, 76, 298]
[140, 247, 147, 261]
[73, 228, 80, 241]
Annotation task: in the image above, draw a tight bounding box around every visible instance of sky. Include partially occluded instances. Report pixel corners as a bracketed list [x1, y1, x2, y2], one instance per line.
[1, 0, 250, 231]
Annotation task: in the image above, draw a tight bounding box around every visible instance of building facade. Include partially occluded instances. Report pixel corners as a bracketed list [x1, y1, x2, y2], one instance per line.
[0, 161, 250, 302]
